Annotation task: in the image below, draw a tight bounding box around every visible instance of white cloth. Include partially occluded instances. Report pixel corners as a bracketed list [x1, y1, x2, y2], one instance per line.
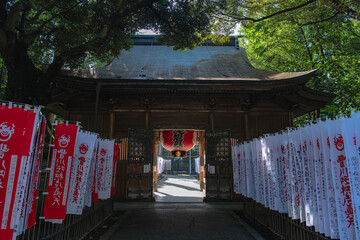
[66, 131, 97, 215]
[98, 139, 115, 200]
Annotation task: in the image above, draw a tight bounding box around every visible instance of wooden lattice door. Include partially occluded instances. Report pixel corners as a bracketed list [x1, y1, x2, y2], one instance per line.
[205, 130, 232, 200]
[127, 129, 153, 199]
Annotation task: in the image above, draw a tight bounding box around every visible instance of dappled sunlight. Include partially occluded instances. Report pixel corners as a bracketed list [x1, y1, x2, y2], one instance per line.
[154, 175, 205, 203]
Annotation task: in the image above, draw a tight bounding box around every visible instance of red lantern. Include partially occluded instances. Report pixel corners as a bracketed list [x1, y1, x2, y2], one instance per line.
[160, 130, 196, 156]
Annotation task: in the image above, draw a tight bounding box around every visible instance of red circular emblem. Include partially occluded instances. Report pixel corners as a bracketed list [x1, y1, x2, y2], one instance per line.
[100, 148, 107, 156]
[334, 134, 344, 151]
[79, 143, 89, 154]
[0, 122, 15, 142]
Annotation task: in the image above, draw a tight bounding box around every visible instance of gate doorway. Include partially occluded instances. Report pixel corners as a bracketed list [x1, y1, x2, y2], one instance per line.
[123, 129, 233, 202]
[153, 130, 205, 202]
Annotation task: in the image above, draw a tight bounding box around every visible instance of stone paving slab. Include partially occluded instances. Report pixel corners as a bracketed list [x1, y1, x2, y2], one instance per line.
[100, 207, 263, 240]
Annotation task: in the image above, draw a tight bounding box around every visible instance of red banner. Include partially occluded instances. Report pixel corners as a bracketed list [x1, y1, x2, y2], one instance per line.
[43, 123, 78, 220]
[0, 105, 39, 239]
[26, 118, 46, 228]
[111, 144, 119, 195]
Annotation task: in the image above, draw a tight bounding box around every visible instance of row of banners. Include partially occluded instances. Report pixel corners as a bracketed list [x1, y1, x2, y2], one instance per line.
[232, 113, 360, 240]
[0, 103, 120, 239]
[156, 157, 200, 174]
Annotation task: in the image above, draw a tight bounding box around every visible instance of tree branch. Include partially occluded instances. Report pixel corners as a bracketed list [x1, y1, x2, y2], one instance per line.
[299, 11, 341, 28]
[23, 2, 80, 47]
[220, 0, 316, 22]
[0, 28, 7, 51]
[148, 4, 178, 35]
[0, 1, 7, 23]
[19, 2, 31, 38]
[122, 0, 160, 15]
[314, 26, 325, 65]
[5, 1, 22, 32]
[41, 55, 65, 88]
[99, 0, 160, 38]
[34, 0, 162, 88]
[299, 27, 314, 68]
[328, 0, 360, 21]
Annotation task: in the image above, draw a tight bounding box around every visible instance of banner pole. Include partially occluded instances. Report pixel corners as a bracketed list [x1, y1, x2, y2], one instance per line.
[36, 117, 55, 239]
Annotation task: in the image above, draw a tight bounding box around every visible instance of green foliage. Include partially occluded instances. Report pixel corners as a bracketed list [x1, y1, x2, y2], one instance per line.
[0, 0, 215, 103]
[222, 0, 360, 116]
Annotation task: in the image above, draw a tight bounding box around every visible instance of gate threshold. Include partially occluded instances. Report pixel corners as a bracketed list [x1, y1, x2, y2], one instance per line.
[113, 202, 244, 210]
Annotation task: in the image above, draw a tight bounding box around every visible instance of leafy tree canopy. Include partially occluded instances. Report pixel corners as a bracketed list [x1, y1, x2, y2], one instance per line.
[0, 0, 215, 104]
[214, 0, 360, 115]
[1, 0, 360, 116]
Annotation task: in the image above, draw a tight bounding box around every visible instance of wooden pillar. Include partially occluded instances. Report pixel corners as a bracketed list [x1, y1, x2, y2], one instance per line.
[199, 131, 205, 191]
[289, 112, 294, 127]
[209, 112, 215, 131]
[145, 111, 150, 130]
[109, 111, 115, 139]
[115, 138, 128, 201]
[153, 131, 158, 191]
[244, 112, 250, 141]
[94, 81, 102, 132]
[255, 114, 259, 137]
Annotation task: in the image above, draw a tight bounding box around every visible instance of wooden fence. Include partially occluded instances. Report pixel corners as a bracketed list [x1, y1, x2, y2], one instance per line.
[15, 120, 116, 240]
[241, 196, 332, 240]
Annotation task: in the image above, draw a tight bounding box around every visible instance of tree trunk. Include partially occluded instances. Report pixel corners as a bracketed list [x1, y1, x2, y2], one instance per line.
[4, 42, 50, 105]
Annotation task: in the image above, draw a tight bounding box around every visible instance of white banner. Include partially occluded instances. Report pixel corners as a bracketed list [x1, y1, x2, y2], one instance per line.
[230, 113, 360, 240]
[98, 139, 115, 200]
[309, 124, 326, 234]
[255, 139, 264, 205]
[319, 120, 340, 239]
[84, 138, 98, 207]
[328, 119, 355, 240]
[288, 133, 301, 220]
[232, 146, 239, 194]
[342, 113, 360, 239]
[66, 131, 97, 215]
[300, 127, 315, 227]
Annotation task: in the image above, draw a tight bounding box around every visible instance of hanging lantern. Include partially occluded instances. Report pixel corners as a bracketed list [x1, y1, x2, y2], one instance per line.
[160, 130, 196, 157]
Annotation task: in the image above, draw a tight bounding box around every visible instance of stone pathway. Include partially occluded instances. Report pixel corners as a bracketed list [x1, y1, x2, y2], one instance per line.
[154, 175, 205, 202]
[97, 176, 265, 240]
[100, 203, 264, 240]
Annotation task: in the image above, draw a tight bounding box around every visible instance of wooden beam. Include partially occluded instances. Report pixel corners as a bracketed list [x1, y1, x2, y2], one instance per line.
[288, 111, 292, 128]
[266, 96, 296, 111]
[199, 131, 205, 191]
[109, 111, 115, 139]
[145, 111, 150, 130]
[114, 109, 247, 113]
[255, 114, 259, 137]
[209, 112, 215, 130]
[244, 112, 250, 141]
[64, 110, 69, 120]
[153, 131, 159, 192]
[93, 81, 102, 132]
